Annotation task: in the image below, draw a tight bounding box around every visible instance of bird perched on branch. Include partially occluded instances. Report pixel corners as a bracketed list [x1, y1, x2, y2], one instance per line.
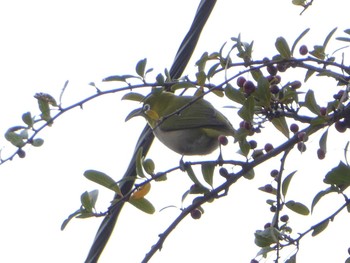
[125, 89, 235, 156]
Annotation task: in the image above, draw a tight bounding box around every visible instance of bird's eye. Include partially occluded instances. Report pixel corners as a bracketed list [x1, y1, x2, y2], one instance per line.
[143, 103, 151, 112]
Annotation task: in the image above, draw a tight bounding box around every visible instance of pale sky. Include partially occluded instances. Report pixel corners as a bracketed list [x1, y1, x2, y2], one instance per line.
[1, 1, 350, 262]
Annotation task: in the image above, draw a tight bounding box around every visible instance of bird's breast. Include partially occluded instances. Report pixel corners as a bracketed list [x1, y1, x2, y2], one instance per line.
[153, 127, 219, 155]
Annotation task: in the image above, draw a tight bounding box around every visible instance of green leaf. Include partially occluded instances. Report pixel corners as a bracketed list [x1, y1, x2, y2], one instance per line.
[83, 170, 121, 194]
[207, 63, 220, 79]
[238, 138, 251, 157]
[5, 130, 25, 147]
[258, 185, 277, 195]
[61, 209, 82, 230]
[196, 71, 207, 86]
[250, 68, 263, 82]
[254, 227, 280, 247]
[292, 0, 306, 6]
[37, 99, 51, 122]
[312, 219, 329, 236]
[345, 257, 350, 263]
[323, 27, 337, 50]
[319, 129, 328, 152]
[224, 83, 245, 105]
[310, 45, 325, 60]
[323, 161, 350, 188]
[196, 52, 208, 72]
[336, 37, 350, 43]
[80, 190, 99, 213]
[271, 117, 289, 139]
[304, 69, 315, 82]
[22, 112, 33, 127]
[291, 28, 310, 55]
[136, 147, 146, 178]
[170, 82, 196, 91]
[136, 58, 147, 78]
[185, 163, 207, 189]
[255, 76, 271, 108]
[201, 162, 215, 187]
[31, 138, 44, 147]
[121, 92, 145, 102]
[285, 200, 310, 215]
[103, 74, 138, 82]
[243, 168, 255, 180]
[275, 37, 291, 59]
[156, 73, 165, 85]
[143, 158, 155, 175]
[282, 171, 297, 198]
[238, 95, 255, 122]
[129, 197, 155, 214]
[304, 90, 320, 115]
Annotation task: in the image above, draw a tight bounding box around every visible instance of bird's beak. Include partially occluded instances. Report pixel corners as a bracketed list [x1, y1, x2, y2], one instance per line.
[125, 107, 143, 122]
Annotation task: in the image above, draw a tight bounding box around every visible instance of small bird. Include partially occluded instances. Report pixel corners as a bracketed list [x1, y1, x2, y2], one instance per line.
[125, 90, 235, 156]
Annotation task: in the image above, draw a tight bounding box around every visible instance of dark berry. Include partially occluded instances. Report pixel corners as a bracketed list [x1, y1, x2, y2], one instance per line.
[264, 184, 273, 193]
[270, 206, 277, 212]
[17, 149, 26, 158]
[267, 65, 278, 76]
[317, 148, 326, 160]
[190, 209, 202, 220]
[264, 222, 272, 229]
[262, 57, 270, 64]
[248, 140, 257, 149]
[270, 169, 279, 178]
[243, 80, 256, 95]
[250, 259, 259, 263]
[264, 143, 274, 152]
[218, 135, 228, 146]
[299, 45, 308, 56]
[297, 142, 306, 152]
[335, 121, 347, 133]
[270, 85, 280, 94]
[240, 121, 252, 130]
[290, 123, 299, 133]
[266, 75, 281, 85]
[219, 167, 229, 178]
[277, 63, 288, 72]
[320, 107, 327, 116]
[237, 76, 246, 88]
[280, 215, 289, 222]
[333, 90, 345, 100]
[290, 80, 302, 89]
[297, 132, 307, 141]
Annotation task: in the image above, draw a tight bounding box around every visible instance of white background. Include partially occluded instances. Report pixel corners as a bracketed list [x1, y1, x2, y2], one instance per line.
[0, 1, 350, 262]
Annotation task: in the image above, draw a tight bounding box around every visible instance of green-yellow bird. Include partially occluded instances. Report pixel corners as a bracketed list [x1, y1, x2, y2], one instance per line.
[125, 90, 235, 156]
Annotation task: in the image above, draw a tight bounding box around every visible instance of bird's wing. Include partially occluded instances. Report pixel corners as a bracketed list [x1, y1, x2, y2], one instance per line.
[159, 100, 234, 133]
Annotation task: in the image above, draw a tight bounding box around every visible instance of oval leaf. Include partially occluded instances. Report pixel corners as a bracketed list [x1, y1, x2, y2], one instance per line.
[271, 117, 289, 139]
[201, 162, 215, 187]
[224, 83, 245, 105]
[129, 197, 155, 214]
[311, 186, 337, 213]
[275, 37, 291, 59]
[312, 219, 329, 237]
[136, 58, 147, 78]
[22, 112, 34, 127]
[83, 170, 121, 194]
[32, 138, 44, 147]
[282, 171, 297, 197]
[143, 158, 155, 175]
[122, 92, 145, 102]
[285, 200, 310, 215]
